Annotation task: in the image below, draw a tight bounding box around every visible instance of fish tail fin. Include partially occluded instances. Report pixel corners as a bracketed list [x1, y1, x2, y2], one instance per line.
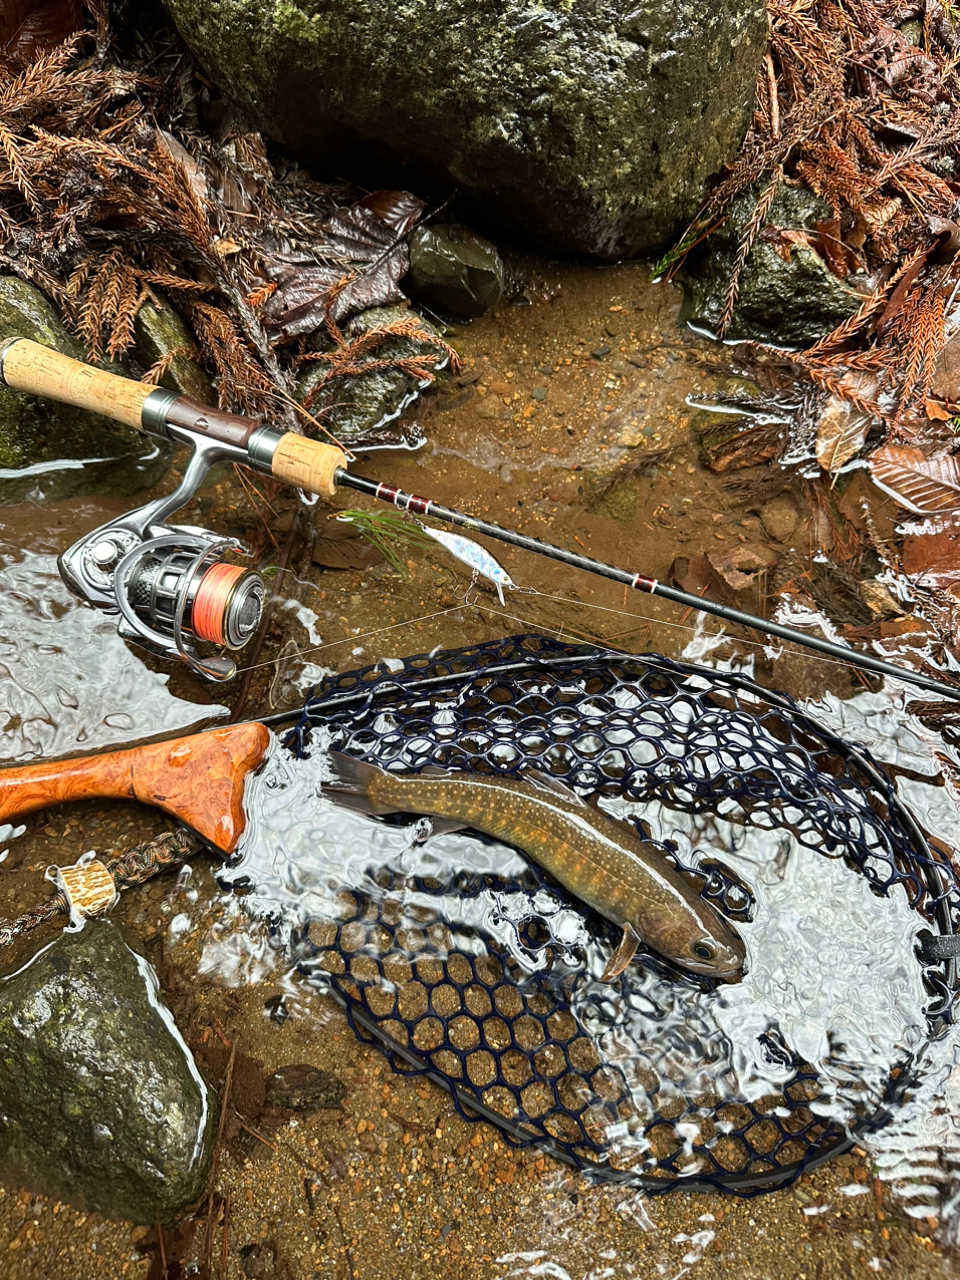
[323, 750, 395, 815]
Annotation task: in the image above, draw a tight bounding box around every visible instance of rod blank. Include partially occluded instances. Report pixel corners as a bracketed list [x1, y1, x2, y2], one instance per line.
[336, 470, 960, 705]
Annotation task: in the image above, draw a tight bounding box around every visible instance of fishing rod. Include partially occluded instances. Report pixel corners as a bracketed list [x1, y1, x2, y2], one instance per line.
[3, 336, 959, 702]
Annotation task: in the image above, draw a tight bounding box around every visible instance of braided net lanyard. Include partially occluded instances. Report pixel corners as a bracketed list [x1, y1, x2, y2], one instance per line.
[0, 829, 202, 947]
[282, 635, 960, 1195]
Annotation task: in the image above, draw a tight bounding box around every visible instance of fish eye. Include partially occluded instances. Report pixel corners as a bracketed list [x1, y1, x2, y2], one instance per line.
[693, 942, 716, 962]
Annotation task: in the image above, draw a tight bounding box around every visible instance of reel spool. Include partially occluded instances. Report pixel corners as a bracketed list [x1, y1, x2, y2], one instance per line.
[114, 534, 264, 680]
[61, 518, 265, 681]
[55, 422, 270, 681]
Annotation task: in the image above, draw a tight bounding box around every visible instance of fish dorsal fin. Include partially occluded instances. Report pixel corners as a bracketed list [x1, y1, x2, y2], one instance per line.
[522, 769, 590, 806]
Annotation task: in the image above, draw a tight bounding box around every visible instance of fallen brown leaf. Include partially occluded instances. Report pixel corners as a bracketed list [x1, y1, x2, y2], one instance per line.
[902, 514, 960, 590]
[870, 443, 960, 514]
[815, 395, 870, 473]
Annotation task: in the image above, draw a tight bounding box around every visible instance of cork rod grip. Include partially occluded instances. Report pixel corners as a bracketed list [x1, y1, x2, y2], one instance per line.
[1, 338, 154, 430]
[270, 432, 349, 498]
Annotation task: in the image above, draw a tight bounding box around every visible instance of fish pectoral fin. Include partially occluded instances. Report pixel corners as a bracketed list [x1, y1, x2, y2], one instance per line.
[600, 923, 641, 982]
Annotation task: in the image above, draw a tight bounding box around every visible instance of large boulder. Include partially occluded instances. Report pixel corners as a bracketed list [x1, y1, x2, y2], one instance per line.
[162, 0, 767, 259]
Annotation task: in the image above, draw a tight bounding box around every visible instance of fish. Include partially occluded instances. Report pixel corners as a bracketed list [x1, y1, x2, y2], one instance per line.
[322, 752, 746, 982]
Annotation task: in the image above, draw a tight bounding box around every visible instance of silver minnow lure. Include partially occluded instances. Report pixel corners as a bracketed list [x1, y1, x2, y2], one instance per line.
[323, 751, 747, 983]
[418, 523, 517, 605]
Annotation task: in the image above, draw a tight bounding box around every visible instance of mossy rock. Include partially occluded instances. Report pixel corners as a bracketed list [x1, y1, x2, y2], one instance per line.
[163, 0, 767, 259]
[0, 920, 214, 1223]
[681, 184, 862, 347]
[0, 277, 171, 502]
[131, 292, 215, 404]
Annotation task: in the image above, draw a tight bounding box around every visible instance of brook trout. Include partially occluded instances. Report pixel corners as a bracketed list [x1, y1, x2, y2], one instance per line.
[323, 752, 746, 982]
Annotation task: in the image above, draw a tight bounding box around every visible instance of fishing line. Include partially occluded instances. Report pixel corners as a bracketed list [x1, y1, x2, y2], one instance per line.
[517, 585, 919, 686]
[237, 562, 926, 700]
[232, 604, 467, 675]
[438, 589, 885, 690]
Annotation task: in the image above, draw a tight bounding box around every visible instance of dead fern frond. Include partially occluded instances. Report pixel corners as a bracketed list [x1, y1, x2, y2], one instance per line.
[140, 273, 215, 294]
[247, 281, 277, 309]
[889, 162, 956, 218]
[797, 139, 872, 217]
[30, 128, 157, 183]
[106, 280, 145, 359]
[79, 247, 140, 361]
[886, 281, 946, 422]
[141, 344, 199, 385]
[0, 37, 85, 113]
[186, 300, 274, 415]
[0, 121, 39, 210]
[803, 364, 887, 420]
[65, 258, 95, 298]
[797, 268, 901, 360]
[299, 315, 460, 415]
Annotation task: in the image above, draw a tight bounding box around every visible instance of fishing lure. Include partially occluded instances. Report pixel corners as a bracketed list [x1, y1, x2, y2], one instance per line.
[417, 522, 519, 605]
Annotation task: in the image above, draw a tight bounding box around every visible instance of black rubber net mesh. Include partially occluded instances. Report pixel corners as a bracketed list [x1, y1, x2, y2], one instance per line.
[283, 634, 960, 1195]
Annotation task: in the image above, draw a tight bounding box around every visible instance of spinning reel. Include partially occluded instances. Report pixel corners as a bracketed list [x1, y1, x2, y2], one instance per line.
[59, 443, 266, 682]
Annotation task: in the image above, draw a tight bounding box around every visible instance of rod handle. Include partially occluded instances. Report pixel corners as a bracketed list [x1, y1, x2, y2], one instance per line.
[0, 337, 154, 430]
[270, 432, 349, 499]
[1, 336, 352, 496]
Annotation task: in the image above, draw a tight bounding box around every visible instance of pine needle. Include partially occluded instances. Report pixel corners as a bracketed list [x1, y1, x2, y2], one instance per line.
[334, 509, 433, 577]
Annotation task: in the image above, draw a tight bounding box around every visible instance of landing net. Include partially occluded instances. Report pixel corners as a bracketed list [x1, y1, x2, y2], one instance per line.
[283, 634, 959, 1194]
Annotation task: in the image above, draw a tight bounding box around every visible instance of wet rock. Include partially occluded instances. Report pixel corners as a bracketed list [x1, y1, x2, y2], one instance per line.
[0, 920, 214, 1224]
[475, 394, 502, 420]
[760, 494, 801, 543]
[580, 469, 638, 522]
[405, 225, 504, 319]
[264, 1063, 345, 1114]
[682, 185, 862, 346]
[162, 0, 766, 259]
[0, 277, 170, 502]
[131, 292, 214, 404]
[297, 304, 446, 448]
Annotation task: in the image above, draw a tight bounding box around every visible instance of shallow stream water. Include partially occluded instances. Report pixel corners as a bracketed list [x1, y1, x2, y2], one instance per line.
[0, 259, 958, 1278]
